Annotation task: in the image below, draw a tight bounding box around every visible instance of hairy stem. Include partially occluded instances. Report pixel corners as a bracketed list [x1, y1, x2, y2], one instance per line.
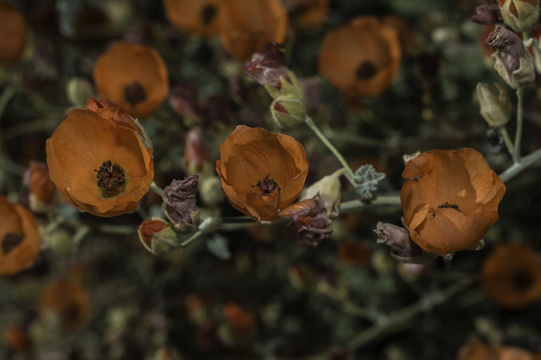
[513, 87, 524, 163]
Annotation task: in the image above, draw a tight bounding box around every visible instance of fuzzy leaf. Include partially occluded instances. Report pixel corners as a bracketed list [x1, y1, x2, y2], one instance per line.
[354, 165, 386, 200]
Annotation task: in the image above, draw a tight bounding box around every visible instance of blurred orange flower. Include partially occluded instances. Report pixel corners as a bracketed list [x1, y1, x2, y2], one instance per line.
[46, 103, 154, 217]
[93, 42, 169, 118]
[318, 16, 401, 98]
[290, 0, 329, 28]
[223, 303, 255, 339]
[0, 195, 41, 276]
[216, 125, 308, 221]
[163, 0, 222, 36]
[0, 3, 28, 64]
[24, 161, 56, 209]
[481, 243, 541, 309]
[401, 148, 505, 253]
[219, 0, 288, 59]
[39, 275, 90, 332]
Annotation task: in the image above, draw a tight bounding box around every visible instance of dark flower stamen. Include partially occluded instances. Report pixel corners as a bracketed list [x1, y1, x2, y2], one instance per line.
[513, 270, 534, 292]
[438, 201, 461, 212]
[124, 82, 147, 106]
[201, 4, 218, 26]
[253, 174, 280, 193]
[356, 61, 377, 79]
[2, 232, 23, 255]
[95, 160, 126, 197]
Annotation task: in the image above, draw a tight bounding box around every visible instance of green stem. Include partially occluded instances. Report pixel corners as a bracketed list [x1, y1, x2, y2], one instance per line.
[498, 126, 514, 159]
[513, 87, 524, 163]
[150, 182, 165, 198]
[2, 118, 58, 140]
[304, 115, 357, 186]
[98, 224, 137, 234]
[499, 147, 541, 182]
[339, 195, 402, 214]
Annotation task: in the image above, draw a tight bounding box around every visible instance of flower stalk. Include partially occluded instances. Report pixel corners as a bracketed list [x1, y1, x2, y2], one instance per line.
[513, 87, 524, 163]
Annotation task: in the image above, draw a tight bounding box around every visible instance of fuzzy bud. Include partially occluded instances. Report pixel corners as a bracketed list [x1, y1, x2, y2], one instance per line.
[497, 0, 539, 32]
[269, 72, 307, 129]
[476, 83, 512, 127]
[138, 218, 177, 256]
[198, 175, 224, 206]
[301, 169, 344, 217]
[66, 77, 94, 107]
[163, 176, 199, 233]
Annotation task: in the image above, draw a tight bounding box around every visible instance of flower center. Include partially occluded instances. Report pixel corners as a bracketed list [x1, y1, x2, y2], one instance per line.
[95, 160, 126, 198]
[124, 82, 147, 106]
[356, 61, 377, 79]
[252, 174, 280, 194]
[437, 202, 461, 212]
[2, 232, 23, 255]
[201, 4, 218, 26]
[512, 270, 534, 292]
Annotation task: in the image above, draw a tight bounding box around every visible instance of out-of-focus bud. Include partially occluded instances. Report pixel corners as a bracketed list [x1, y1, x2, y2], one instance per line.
[222, 303, 255, 340]
[163, 176, 199, 233]
[243, 42, 289, 89]
[23, 161, 56, 212]
[497, 0, 539, 32]
[472, 0, 503, 25]
[3, 326, 31, 352]
[338, 241, 372, 267]
[476, 82, 512, 127]
[138, 218, 177, 255]
[66, 77, 94, 107]
[153, 347, 182, 360]
[270, 73, 307, 129]
[487, 25, 535, 88]
[301, 168, 344, 217]
[373, 222, 436, 263]
[198, 175, 224, 206]
[279, 197, 332, 247]
[185, 293, 212, 327]
[288, 264, 315, 290]
[168, 84, 201, 125]
[184, 127, 211, 174]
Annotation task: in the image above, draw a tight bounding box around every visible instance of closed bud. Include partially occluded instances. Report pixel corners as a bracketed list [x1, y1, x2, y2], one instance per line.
[198, 175, 224, 206]
[138, 218, 177, 255]
[184, 127, 211, 174]
[301, 168, 344, 217]
[66, 78, 94, 107]
[476, 83, 512, 127]
[497, 0, 539, 32]
[24, 161, 56, 212]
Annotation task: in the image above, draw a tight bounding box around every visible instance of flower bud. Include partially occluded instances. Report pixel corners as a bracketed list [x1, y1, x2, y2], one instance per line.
[301, 169, 343, 217]
[373, 222, 436, 263]
[497, 0, 539, 32]
[138, 218, 177, 256]
[472, 0, 504, 25]
[243, 43, 289, 89]
[269, 72, 307, 128]
[492, 52, 535, 88]
[163, 176, 199, 233]
[198, 175, 224, 206]
[476, 83, 512, 127]
[23, 161, 56, 212]
[184, 127, 211, 175]
[66, 77, 94, 107]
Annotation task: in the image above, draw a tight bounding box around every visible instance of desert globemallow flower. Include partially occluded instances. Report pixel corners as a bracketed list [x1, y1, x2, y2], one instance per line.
[318, 16, 401, 98]
[0, 195, 41, 275]
[0, 3, 28, 64]
[219, 0, 288, 60]
[46, 99, 154, 217]
[400, 148, 505, 254]
[93, 42, 169, 118]
[163, 0, 223, 36]
[216, 125, 309, 222]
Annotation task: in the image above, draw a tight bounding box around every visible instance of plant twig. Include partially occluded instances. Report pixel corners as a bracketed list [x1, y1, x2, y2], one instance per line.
[340, 195, 402, 214]
[499, 147, 541, 182]
[150, 182, 165, 198]
[513, 87, 524, 163]
[498, 126, 514, 159]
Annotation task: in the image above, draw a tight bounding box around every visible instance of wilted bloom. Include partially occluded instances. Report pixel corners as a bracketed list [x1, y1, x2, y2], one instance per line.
[318, 16, 401, 98]
[219, 0, 288, 60]
[46, 103, 154, 217]
[184, 128, 211, 174]
[289, 0, 329, 28]
[497, 0, 539, 32]
[487, 25, 535, 88]
[163, 175, 199, 231]
[301, 168, 343, 217]
[401, 148, 506, 254]
[373, 222, 426, 262]
[163, 0, 222, 36]
[39, 274, 90, 331]
[24, 161, 56, 212]
[476, 83, 512, 127]
[0, 3, 28, 64]
[93, 42, 169, 118]
[472, 0, 504, 25]
[138, 218, 177, 255]
[216, 126, 309, 221]
[243, 43, 288, 88]
[223, 303, 255, 339]
[481, 243, 541, 309]
[279, 198, 332, 247]
[0, 195, 41, 275]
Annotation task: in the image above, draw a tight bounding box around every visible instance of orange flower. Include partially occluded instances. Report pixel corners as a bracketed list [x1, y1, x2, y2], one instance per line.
[290, 0, 329, 28]
[0, 3, 28, 64]
[163, 0, 222, 36]
[93, 42, 169, 118]
[39, 275, 90, 332]
[3, 326, 31, 352]
[458, 341, 535, 360]
[46, 102, 154, 217]
[481, 243, 541, 309]
[219, 0, 288, 60]
[216, 125, 309, 221]
[401, 148, 505, 253]
[223, 303, 255, 339]
[382, 15, 419, 56]
[318, 16, 402, 98]
[0, 195, 41, 275]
